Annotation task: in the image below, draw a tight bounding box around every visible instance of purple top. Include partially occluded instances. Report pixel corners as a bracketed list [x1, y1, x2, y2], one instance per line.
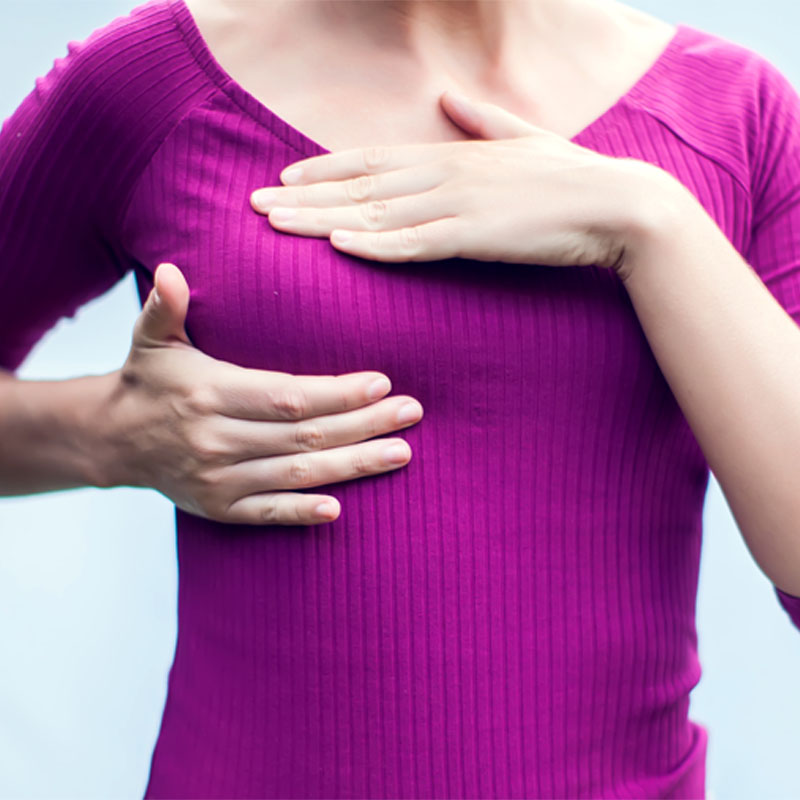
[2, 1, 800, 796]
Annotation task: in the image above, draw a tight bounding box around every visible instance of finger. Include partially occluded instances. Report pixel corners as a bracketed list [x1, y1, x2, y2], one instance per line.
[440, 90, 542, 140]
[216, 394, 424, 461]
[250, 160, 449, 213]
[329, 216, 463, 262]
[276, 141, 461, 186]
[224, 436, 413, 496]
[213, 367, 393, 421]
[133, 262, 192, 347]
[265, 187, 453, 239]
[224, 491, 341, 526]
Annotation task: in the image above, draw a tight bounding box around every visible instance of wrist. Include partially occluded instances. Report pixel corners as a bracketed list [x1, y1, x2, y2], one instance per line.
[67, 370, 125, 489]
[610, 159, 697, 284]
[89, 368, 150, 490]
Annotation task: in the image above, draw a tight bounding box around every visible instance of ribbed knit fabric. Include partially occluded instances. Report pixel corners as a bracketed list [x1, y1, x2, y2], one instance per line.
[2, 1, 800, 797]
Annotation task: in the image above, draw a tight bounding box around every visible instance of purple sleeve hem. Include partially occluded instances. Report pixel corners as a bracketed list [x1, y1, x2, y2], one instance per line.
[775, 585, 800, 631]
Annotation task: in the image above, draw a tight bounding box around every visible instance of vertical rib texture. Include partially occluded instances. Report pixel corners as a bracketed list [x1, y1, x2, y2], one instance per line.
[2, 1, 800, 796]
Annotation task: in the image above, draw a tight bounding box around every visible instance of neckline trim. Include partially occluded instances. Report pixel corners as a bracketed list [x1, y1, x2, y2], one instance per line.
[169, 0, 691, 157]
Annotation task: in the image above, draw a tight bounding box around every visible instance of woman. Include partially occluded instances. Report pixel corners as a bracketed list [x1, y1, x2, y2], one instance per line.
[1, 0, 799, 796]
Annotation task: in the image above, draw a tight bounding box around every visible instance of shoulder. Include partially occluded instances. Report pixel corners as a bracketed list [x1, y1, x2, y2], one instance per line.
[32, 0, 216, 138]
[625, 23, 799, 194]
[2, 0, 220, 234]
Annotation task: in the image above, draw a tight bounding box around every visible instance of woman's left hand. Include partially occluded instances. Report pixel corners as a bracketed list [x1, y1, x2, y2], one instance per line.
[250, 90, 668, 275]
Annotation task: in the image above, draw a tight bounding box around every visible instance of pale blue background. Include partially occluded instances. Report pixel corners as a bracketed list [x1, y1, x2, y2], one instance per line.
[0, 1, 798, 798]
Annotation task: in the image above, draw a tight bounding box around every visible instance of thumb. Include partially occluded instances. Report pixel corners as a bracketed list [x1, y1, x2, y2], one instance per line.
[440, 89, 540, 140]
[136, 262, 192, 346]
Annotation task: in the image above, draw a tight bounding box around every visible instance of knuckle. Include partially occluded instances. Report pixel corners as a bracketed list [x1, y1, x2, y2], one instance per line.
[270, 386, 309, 419]
[399, 226, 422, 255]
[194, 466, 222, 495]
[296, 184, 314, 206]
[259, 498, 281, 525]
[363, 414, 379, 439]
[288, 456, 314, 487]
[367, 230, 383, 256]
[186, 384, 217, 415]
[346, 173, 375, 203]
[363, 145, 389, 171]
[361, 199, 387, 228]
[336, 383, 353, 410]
[188, 432, 226, 463]
[603, 241, 627, 273]
[350, 448, 373, 477]
[294, 421, 325, 451]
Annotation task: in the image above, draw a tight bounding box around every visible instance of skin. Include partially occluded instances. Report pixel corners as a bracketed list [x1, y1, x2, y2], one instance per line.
[184, 0, 676, 148]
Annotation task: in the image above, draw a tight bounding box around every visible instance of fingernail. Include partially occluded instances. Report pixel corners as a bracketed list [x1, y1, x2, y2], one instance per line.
[383, 443, 410, 464]
[367, 377, 391, 400]
[446, 89, 473, 117]
[152, 288, 161, 306]
[281, 166, 303, 184]
[252, 190, 277, 210]
[315, 501, 338, 519]
[396, 402, 422, 424]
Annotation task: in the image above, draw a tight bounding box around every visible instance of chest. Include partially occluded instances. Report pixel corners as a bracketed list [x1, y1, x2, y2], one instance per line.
[121, 104, 665, 424]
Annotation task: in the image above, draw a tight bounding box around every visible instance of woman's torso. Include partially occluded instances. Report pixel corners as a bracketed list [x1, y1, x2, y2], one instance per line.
[118, 0, 733, 795]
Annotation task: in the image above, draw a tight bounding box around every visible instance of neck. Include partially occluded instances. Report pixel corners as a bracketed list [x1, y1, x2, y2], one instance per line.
[303, 0, 550, 86]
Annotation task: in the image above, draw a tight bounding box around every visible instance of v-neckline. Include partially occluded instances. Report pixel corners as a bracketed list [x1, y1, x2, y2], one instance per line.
[170, 0, 689, 157]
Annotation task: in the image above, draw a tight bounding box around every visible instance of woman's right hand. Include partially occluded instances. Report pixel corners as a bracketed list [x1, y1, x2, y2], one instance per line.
[102, 262, 423, 526]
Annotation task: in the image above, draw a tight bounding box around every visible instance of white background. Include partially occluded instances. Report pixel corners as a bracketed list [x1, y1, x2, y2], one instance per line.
[0, 1, 798, 797]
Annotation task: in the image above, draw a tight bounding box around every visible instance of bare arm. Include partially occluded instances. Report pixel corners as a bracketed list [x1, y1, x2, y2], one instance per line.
[621, 176, 800, 596]
[0, 367, 119, 495]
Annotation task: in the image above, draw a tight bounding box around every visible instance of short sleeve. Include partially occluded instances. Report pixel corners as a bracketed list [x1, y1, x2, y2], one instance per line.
[0, 35, 134, 371]
[746, 56, 800, 325]
[745, 56, 800, 631]
[0, 0, 216, 372]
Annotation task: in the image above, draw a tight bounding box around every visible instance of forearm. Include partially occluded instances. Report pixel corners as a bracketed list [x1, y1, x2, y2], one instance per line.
[619, 171, 800, 595]
[0, 368, 122, 495]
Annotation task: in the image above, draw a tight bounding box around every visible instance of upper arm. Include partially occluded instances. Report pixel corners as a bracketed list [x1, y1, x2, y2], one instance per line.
[0, 1, 216, 372]
[744, 55, 800, 629]
[0, 36, 133, 371]
[745, 55, 800, 328]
